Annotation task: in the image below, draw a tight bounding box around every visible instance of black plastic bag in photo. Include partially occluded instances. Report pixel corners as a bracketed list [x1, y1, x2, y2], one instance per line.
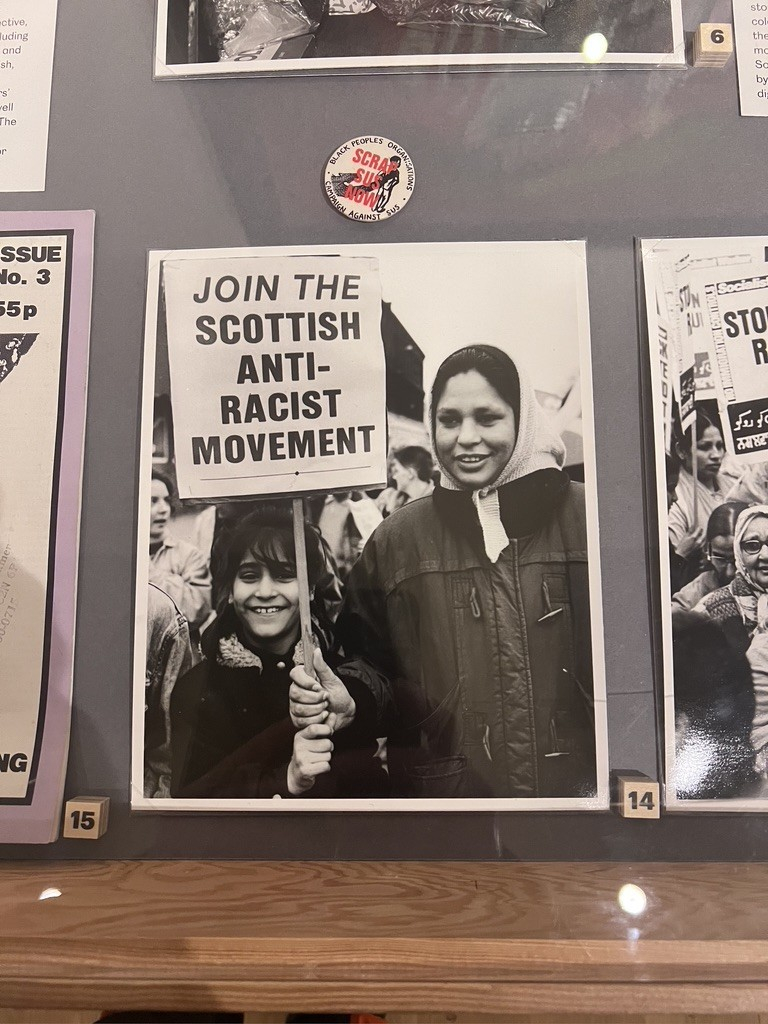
[202, 0, 320, 57]
[371, 0, 558, 33]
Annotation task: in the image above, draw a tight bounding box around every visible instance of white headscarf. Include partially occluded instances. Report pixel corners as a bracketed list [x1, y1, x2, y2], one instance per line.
[430, 349, 565, 563]
[732, 504, 768, 633]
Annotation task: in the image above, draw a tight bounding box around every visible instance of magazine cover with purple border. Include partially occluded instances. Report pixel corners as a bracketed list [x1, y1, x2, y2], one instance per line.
[0, 211, 93, 843]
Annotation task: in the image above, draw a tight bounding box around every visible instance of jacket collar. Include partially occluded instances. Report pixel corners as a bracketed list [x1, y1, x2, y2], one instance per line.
[432, 468, 570, 548]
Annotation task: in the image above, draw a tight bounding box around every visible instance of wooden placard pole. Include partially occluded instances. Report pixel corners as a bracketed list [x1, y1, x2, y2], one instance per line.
[292, 496, 317, 681]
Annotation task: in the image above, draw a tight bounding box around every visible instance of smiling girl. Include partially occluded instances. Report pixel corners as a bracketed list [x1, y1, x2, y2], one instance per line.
[169, 505, 388, 800]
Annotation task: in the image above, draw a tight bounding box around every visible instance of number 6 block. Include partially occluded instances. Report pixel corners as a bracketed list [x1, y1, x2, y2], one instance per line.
[62, 796, 110, 839]
[693, 23, 733, 66]
[611, 772, 661, 819]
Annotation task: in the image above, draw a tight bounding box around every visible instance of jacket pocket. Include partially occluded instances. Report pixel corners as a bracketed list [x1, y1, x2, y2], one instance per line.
[405, 754, 468, 798]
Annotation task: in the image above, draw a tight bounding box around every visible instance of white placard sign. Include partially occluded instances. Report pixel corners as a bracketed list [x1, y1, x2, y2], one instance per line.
[695, 268, 768, 461]
[162, 255, 388, 499]
[0, 0, 58, 191]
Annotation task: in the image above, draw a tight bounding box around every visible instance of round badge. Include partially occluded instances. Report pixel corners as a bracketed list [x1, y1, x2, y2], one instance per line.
[324, 136, 415, 222]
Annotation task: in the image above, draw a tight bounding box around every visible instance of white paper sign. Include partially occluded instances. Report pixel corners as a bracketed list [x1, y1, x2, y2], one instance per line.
[0, 0, 58, 191]
[163, 255, 388, 499]
[734, 0, 768, 116]
[695, 268, 768, 460]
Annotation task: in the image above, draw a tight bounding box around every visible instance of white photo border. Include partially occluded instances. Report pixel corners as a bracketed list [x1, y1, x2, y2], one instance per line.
[153, 0, 685, 77]
[643, 234, 768, 813]
[132, 240, 609, 812]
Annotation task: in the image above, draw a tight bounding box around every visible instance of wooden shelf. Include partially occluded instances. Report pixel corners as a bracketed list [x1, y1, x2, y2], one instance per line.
[1, 861, 767, 1014]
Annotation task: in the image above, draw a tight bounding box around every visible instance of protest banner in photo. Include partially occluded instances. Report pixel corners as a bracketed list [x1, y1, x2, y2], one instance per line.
[674, 250, 762, 401]
[162, 255, 388, 499]
[698, 270, 768, 462]
[642, 236, 768, 812]
[133, 241, 608, 815]
[0, 211, 94, 843]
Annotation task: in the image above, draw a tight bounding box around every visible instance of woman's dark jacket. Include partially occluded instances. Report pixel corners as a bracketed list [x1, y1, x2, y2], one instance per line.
[170, 606, 389, 799]
[336, 469, 597, 799]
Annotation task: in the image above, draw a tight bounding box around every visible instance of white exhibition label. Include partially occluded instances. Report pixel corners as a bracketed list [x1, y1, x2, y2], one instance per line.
[0, 0, 57, 191]
[163, 254, 388, 499]
[734, 0, 768, 115]
[0, 233, 69, 798]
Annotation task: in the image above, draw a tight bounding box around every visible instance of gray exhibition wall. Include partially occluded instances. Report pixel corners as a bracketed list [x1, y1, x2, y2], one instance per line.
[4, 0, 765, 860]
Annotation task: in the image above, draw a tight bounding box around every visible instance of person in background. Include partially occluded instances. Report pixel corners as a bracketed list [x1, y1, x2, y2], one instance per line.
[694, 505, 768, 656]
[672, 501, 748, 613]
[148, 469, 212, 638]
[170, 505, 389, 799]
[668, 409, 734, 585]
[294, 344, 596, 800]
[726, 461, 768, 505]
[693, 505, 768, 783]
[389, 445, 435, 507]
[666, 450, 690, 596]
[144, 582, 193, 797]
[317, 491, 383, 582]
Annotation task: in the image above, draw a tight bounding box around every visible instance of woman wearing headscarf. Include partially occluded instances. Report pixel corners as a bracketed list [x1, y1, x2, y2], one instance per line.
[695, 505, 768, 773]
[292, 344, 597, 800]
[671, 500, 748, 614]
[695, 505, 768, 655]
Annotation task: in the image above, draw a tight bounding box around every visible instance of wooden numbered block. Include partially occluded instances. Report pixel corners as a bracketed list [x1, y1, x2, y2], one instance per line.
[693, 23, 733, 66]
[62, 796, 110, 839]
[612, 771, 660, 819]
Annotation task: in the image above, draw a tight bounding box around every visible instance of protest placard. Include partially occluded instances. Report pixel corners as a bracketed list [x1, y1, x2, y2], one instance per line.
[700, 269, 768, 461]
[162, 254, 388, 500]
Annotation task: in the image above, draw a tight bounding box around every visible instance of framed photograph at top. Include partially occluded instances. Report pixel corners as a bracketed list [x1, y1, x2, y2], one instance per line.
[154, 0, 684, 77]
[642, 235, 768, 811]
[133, 240, 608, 813]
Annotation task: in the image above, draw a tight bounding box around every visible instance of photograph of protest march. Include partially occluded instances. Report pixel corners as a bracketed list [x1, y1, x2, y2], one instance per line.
[132, 241, 608, 811]
[644, 236, 768, 810]
[155, 0, 683, 76]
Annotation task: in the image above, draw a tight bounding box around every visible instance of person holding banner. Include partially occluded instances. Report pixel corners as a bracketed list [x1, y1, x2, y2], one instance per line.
[668, 409, 736, 580]
[168, 506, 389, 799]
[294, 344, 597, 800]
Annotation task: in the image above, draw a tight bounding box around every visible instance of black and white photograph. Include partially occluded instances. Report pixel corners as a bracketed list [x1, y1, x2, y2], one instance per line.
[132, 241, 607, 811]
[643, 235, 768, 810]
[154, 0, 684, 76]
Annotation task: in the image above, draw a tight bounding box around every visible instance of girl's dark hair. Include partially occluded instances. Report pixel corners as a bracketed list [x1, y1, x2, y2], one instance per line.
[392, 445, 434, 483]
[214, 504, 325, 617]
[706, 500, 749, 543]
[429, 345, 520, 437]
[151, 467, 177, 500]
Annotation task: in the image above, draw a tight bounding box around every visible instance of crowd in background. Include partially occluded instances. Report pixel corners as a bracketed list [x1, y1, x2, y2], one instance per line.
[666, 401, 768, 799]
